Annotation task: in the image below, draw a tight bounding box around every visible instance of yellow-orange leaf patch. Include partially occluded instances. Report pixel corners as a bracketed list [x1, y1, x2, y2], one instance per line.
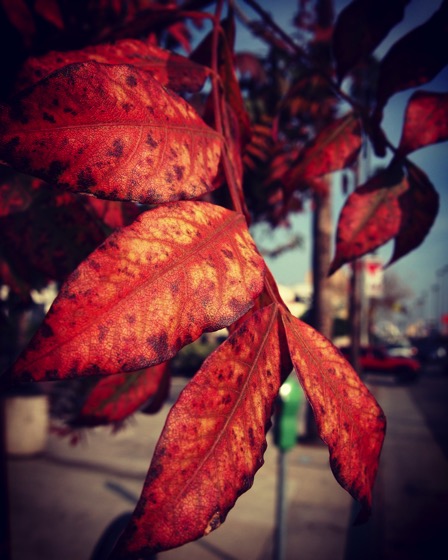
[110, 304, 289, 557]
[11, 201, 265, 383]
[0, 61, 222, 204]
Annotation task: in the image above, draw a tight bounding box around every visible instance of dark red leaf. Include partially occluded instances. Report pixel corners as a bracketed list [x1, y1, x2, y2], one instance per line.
[110, 304, 289, 557]
[10, 201, 265, 383]
[0, 182, 107, 289]
[75, 362, 170, 427]
[0, 61, 222, 204]
[388, 162, 439, 266]
[281, 309, 386, 519]
[16, 39, 209, 94]
[285, 113, 362, 189]
[0, 0, 36, 48]
[332, 0, 410, 82]
[329, 165, 408, 274]
[34, 0, 64, 30]
[373, 1, 448, 120]
[398, 91, 448, 156]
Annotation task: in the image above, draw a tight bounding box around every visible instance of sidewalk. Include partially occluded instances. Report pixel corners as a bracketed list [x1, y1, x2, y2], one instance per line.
[7, 375, 448, 560]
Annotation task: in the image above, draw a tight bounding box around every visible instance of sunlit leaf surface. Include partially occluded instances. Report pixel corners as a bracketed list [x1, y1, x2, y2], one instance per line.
[11, 201, 265, 382]
[0, 61, 222, 203]
[110, 304, 289, 557]
[282, 310, 386, 519]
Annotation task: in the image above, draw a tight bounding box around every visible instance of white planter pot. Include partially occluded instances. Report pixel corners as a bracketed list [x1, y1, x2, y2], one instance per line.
[3, 394, 49, 456]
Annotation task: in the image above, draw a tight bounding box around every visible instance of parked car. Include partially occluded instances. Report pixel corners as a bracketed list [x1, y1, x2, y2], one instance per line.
[339, 346, 421, 383]
[384, 341, 418, 359]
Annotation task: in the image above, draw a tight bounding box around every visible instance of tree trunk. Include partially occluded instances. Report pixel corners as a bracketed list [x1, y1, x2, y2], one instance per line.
[303, 186, 333, 441]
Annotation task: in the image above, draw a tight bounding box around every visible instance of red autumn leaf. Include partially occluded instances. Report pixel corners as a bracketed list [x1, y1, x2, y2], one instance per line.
[16, 39, 209, 94]
[34, 0, 64, 30]
[0, 61, 222, 204]
[0, 0, 36, 48]
[329, 165, 408, 274]
[373, 1, 448, 120]
[74, 362, 170, 427]
[332, 0, 410, 82]
[281, 310, 386, 519]
[398, 91, 448, 156]
[388, 162, 439, 266]
[10, 201, 265, 383]
[110, 303, 290, 557]
[285, 113, 362, 189]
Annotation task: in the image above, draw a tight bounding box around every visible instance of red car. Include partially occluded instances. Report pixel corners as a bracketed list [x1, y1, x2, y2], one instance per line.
[339, 346, 421, 383]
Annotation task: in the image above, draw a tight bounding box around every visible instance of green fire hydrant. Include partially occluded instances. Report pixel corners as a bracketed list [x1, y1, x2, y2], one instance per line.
[273, 373, 304, 560]
[274, 373, 303, 450]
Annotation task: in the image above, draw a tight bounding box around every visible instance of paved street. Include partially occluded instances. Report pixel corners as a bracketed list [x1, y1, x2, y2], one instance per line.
[6, 365, 448, 560]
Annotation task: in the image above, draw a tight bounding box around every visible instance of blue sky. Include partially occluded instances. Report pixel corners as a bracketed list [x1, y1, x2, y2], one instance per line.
[233, 0, 448, 323]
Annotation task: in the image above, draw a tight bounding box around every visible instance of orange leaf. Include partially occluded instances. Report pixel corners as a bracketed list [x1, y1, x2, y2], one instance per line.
[11, 201, 265, 383]
[16, 39, 209, 93]
[329, 165, 408, 274]
[398, 91, 448, 156]
[75, 362, 170, 427]
[0, 61, 222, 204]
[110, 303, 289, 557]
[281, 310, 386, 519]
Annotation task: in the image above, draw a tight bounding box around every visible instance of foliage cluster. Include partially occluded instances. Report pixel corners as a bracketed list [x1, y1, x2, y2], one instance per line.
[1, 0, 447, 557]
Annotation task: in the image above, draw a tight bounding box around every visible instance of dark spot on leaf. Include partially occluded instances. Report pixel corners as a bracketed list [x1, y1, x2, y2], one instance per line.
[221, 394, 232, 405]
[107, 139, 124, 158]
[222, 248, 234, 259]
[63, 106, 77, 116]
[77, 168, 96, 189]
[146, 332, 169, 357]
[126, 74, 138, 87]
[127, 314, 136, 324]
[48, 160, 67, 180]
[88, 259, 100, 271]
[41, 324, 54, 338]
[42, 112, 56, 123]
[146, 134, 158, 149]
[173, 165, 184, 181]
[98, 325, 108, 342]
[121, 102, 134, 113]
